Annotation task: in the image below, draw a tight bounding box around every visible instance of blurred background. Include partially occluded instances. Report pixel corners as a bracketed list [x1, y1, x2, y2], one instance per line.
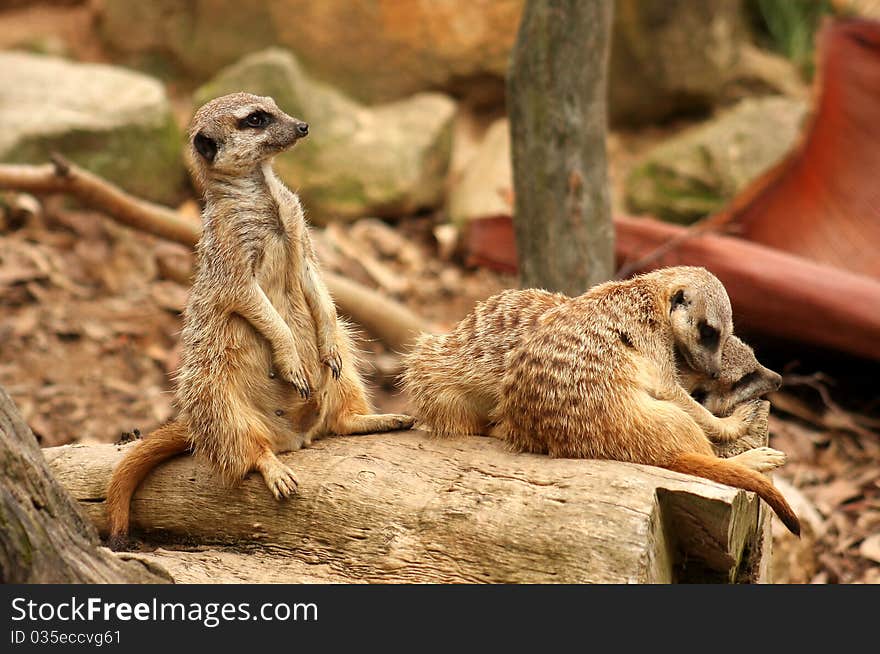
[0, 0, 878, 583]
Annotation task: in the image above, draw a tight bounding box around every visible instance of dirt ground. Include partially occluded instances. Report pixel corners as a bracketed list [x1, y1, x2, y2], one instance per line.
[2, 196, 878, 584]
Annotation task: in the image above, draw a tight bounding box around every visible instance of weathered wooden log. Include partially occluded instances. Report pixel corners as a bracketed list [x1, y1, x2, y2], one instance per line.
[0, 386, 169, 583]
[45, 432, 771, 583]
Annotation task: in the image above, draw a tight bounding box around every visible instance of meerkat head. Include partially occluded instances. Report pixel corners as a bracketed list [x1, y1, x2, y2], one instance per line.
[188, 92, 309, 178]
[680, 335, 783, 416]
[664, 267, 733, 378]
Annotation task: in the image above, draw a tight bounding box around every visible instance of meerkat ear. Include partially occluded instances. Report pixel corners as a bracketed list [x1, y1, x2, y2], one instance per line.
[194, 132, 218, 163]
[670, 288, 688, 310]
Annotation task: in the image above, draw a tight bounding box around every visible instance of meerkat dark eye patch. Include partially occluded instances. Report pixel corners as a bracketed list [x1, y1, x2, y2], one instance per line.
[698, 321, 720, 351]
[618, 330, 635, 348]
[731, 370, 761, 391]
[690, 388, 709, 405]
[239, 111, 273, 129]
[193, 132, 217, 163]
[671, 289, 687, 310]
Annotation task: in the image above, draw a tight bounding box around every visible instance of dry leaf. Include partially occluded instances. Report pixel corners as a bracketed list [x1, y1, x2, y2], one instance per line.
[859, 534, 880, 564]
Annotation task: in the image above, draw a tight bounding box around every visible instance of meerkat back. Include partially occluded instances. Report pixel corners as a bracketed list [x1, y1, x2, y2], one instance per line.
[401, 288, 568, 436]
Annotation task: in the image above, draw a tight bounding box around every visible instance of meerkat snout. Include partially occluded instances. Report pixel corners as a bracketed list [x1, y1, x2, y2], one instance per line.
[739, 367, 782, 392]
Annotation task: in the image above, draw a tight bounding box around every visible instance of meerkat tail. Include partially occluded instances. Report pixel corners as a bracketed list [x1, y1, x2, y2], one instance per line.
[664, 452, 800, 536]
[106, 421, 190, 549]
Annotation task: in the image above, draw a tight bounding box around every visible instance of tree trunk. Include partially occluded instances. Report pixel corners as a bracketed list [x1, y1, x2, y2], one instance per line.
[508, 0, 615, 295]
[0, 386, 169, 583]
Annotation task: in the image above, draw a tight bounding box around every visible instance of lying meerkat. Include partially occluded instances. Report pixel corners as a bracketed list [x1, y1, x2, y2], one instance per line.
[492, 267, 799, 534]
[403, 283, 773, 442]
[679, 336, 782, 458]
[401, 288, 569, 436]
[106, 92, 413, 548]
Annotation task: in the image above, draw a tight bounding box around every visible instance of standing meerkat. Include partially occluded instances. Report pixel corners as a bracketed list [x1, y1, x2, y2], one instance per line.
[492, 267, 799, 534]
[107, 92, 413, 548]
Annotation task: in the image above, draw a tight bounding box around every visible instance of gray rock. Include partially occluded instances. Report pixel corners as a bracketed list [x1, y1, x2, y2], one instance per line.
[98, 0, 758, 126]
[195, 48, 456, 223]
[625, 97, 808, 223]
[447, 118, 512, 226]
[0, 52, 186, 205]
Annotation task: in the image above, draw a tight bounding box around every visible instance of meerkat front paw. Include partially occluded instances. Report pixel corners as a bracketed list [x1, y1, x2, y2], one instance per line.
[723, 399, 768, 441]
[387, 414, 415, 430]
[320, 343, 343, 380]
[273, 349, 311, 398]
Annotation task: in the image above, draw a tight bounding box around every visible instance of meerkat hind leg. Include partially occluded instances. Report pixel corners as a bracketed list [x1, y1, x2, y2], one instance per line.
[727, 446, 787, 472]
[255, 449, 299, 499]
[337, 413, 415, 435]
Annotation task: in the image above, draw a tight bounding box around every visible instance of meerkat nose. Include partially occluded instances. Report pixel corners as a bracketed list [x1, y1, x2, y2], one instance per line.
[296, 122, 309, 137]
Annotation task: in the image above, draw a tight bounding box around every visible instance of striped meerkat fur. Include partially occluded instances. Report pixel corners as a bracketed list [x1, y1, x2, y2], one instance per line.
[403, 267, 799, 535]
[493, 267, 798, 534]
[401, 288, 568, 436]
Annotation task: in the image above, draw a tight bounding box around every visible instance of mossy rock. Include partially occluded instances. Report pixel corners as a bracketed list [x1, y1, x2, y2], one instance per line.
[625, 96, 808, 223]
[98, 0, 519, 105]
[0, 52, 186, 205]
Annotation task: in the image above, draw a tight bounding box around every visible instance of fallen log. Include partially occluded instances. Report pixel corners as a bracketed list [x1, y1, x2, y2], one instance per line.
[45, 432, 772, 584]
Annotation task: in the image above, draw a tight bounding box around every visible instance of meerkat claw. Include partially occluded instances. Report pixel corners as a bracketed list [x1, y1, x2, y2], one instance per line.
[390, 414, 415, 430]
[281, 368, 311, 399]
[264, 463, 299, 499]
[291, 377, 310, 399]
[322, 351, 342, 380]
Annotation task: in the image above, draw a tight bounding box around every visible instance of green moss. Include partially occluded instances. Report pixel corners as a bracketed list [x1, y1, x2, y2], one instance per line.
[627, 164, 725, 224]
[6, 116, 186, 205]
[300, 177, 371, 224]
[748, 0, 835, 78]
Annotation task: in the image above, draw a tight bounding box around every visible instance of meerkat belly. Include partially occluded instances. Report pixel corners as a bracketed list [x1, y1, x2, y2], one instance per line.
[221, 313, 324, 451]
[253, 242, 331, 444]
